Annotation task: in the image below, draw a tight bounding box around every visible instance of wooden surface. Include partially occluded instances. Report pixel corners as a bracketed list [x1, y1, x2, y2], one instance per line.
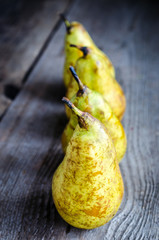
[0, 0, 71, 116]
[0, 0, 159, 239]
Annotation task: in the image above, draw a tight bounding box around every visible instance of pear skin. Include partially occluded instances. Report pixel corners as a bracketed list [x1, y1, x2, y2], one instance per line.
[53, 98, 124, 229]
[60, 15, 115, 88]
[66, 46, 126, 120]
[62, 67, 127, 162]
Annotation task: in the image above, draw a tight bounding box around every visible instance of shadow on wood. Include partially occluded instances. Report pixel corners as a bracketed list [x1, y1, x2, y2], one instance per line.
[23, 78, 66, 104]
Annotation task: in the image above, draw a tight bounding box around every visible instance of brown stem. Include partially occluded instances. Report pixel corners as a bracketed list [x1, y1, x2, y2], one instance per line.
[62, 97, 83, 117]
[59, 13, 71, 33]
[69, 66, 84, 91]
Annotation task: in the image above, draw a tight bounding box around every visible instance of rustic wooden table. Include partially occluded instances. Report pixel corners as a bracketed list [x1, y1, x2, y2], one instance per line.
[0, 0, 159, 239]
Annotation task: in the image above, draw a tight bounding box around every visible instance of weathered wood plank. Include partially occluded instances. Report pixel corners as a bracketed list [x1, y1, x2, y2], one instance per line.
[0, 0, 159, 239]
[0, 0, 71, 116]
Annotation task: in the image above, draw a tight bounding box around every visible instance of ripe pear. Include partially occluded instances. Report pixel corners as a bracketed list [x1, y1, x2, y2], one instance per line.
[66, 45, 126, 120]
[62, 67, 127, 162]
[52, 97, 124, 229]
[60, 14, 115, 88]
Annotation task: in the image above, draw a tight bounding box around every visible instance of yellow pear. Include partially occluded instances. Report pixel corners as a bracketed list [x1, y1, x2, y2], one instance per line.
[62, 67, 127, 162]
[60, 14, 115, 88]
[66, 46, 126, 120]
[52, 97, 124, 229]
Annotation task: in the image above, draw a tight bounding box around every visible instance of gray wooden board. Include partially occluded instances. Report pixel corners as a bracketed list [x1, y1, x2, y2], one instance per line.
[0, 0, 159, 239]
[0, 0, 71, 116]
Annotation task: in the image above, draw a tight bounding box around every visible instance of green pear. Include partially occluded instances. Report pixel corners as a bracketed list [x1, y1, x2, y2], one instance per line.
[52, 97, 124, 229]
[66, 45, 126, 120]
[60, 14, 115, 88]
[62, 66, 127, 162]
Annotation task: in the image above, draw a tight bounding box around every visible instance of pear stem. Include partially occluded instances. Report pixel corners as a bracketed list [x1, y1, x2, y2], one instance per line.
[60, 13, 71, 33]
[69, 66, 84, 91]
[62, 97, 83, 117]
[70, 44, 89, 57]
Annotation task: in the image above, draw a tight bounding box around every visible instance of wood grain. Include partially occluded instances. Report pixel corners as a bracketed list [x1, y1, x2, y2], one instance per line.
[0, 0, 71, 116]
[0, 0, 159, 239]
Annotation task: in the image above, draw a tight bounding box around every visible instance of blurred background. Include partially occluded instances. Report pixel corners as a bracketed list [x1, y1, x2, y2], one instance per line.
[0, 0, 159, 119]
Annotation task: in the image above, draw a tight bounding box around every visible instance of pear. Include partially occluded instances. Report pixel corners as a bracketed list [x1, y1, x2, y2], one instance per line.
[60, 14, 115, 88]
[62, 67, 127, 162]
[66, 45, 126, 120]
[52, 97, 124, 229]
